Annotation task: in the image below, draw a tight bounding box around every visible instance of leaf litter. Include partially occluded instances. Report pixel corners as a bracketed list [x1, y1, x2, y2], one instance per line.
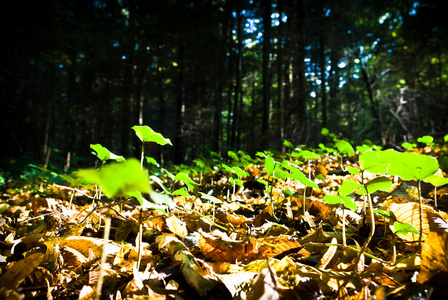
[1, 146, 448, 299]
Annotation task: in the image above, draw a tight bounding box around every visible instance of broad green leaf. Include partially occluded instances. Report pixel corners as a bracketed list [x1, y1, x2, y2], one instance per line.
[145, 156, 159, 167]
[357, 176, 392, 195]
[335, 139, 355, 156]
[282, 190, 293, 197]
[132, 125, 172, 146]
[321, 128, 330, 136]
[423, 174, 448, 187]
[90, 144, 125, 162]
[339, 179, 362, 196]
[193, 158, 206, 169]
[445, 135, 448, 143]
[127, 191, 167, 214]
[281, 162, 318, 188]
[231, 166, 249, 178]
[199, 192, 223, 204]
[417, 135, 434, 146]
[76, 158, 150, 198]
[323, 195, 356, 211]
[162, 168, 175, 181]
[401, 142, 416, 151]
[172, 187, 190, 197]
[374, 209, 391, 218]
[299, 150, 320, 160]
[379, 150, 439, 181]
[359, 150, 389, 174]
[174, 172, 198, 192]
[393, 222, 420, 237]
[283, 140, 294, 149]
[227, 150, 239, 161]
[273, 164, 289, 180]
[347, 166, 360, 175]
[265, 156, 275, 176]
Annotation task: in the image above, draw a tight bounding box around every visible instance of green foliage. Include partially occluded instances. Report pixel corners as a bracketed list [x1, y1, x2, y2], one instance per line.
[90, 144, 125, 163]
[75, 158, 150, 198]
[392, 222, 420, 237]
[132, 126, 173, 146]
[417, 135, 434, 146]
[323, 195, 357, 211]
[334, 139, 355, 156]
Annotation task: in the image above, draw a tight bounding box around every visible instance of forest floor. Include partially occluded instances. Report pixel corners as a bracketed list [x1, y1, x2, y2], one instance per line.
[1, 145, 448, 300]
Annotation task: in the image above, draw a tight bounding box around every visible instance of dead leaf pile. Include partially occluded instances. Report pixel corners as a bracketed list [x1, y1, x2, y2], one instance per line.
[1, 151, 448, 299]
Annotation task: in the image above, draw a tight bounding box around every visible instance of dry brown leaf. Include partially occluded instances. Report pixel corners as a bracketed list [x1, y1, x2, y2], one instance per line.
[165, 215, 188, 239]
[388, 202, 434, 242]
[59, 236, 121, 258]
[248, 261, 279, 300]
[418, 217, 448, 286]
[0, 252, 45, 289]
[316, 237, 337, 269]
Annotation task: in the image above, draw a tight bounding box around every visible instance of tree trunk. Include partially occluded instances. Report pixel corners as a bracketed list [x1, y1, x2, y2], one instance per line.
[262, 0, 272, 148]
[174, 44, 185, 164]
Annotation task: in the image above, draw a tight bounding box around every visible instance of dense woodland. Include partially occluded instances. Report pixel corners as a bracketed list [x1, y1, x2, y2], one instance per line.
[1, 0, 447, 169]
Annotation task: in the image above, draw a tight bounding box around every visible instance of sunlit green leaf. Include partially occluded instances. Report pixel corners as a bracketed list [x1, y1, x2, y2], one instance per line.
[281, 162, 318, 188]
[172, 187, 190, 197]
[174, 172, 198, 192]
[132, 125, 172, 146]
[90, 144, 125, 162]
[335, 139, 355, 156]
[379, 150, 439, 181]
[417, 135, 434, 146]
[283, 140, 294, 149]
[127, 191, 167, 214]
[339, 179, 362, 196]
[75, 158, 150, 198]
[423, 174, 448, 187]
[357, 176, 392, 195]
[393, 222, 420, 237]
[323, 195, 356, 211]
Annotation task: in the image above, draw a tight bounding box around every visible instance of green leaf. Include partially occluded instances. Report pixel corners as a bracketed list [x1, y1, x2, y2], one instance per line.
[231, 166, 249, 178]
[127, 191, 167, 214]
[339, 179, 362, 196]
[282, 190, 293, 197]
[323, 195, 356, 211]
[174, 172, 198, 192]
[393, 222, 420, 237]
[265, 156, 275, 176]
[359, 150, 389, 174]
[90, 144, 125, 162]
[321, 128, 330, 136]
[227, 150, 239, 161]
[357, 176, 392, 195]
[75, 158, 150, 198]
[132, 125, 172, 146]
[283, 140, 294, 149]
[423, 174, 448, 187]
[299, 150, 320, 160]
[417, 135, 434, 146]
[145, 156, 159, 167]
[335, 139, 355, 156]
[347, 166, 360, 175]
[199, 192, 223, 204]
[172, 187, 190, 197]
[401, 142, 416, 151]
[444, 135, 448, 143]
[150, 175, 171, 194]
[379, 150, 439, 181]
[281, 162, 318, 188]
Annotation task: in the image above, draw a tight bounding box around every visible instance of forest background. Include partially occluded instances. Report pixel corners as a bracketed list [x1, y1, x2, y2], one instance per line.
[1, 0, 447, 171]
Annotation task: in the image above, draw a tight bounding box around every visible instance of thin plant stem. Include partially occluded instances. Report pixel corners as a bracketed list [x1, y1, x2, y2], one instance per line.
[418, 180, 423, 249]
[95, 216, 111, 300]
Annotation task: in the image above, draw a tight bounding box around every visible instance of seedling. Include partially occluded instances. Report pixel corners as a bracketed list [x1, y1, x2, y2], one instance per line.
[423, 174, 448, 207]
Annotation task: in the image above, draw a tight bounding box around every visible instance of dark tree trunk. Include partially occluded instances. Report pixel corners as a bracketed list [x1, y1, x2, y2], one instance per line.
[262, 0, 272, 147]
